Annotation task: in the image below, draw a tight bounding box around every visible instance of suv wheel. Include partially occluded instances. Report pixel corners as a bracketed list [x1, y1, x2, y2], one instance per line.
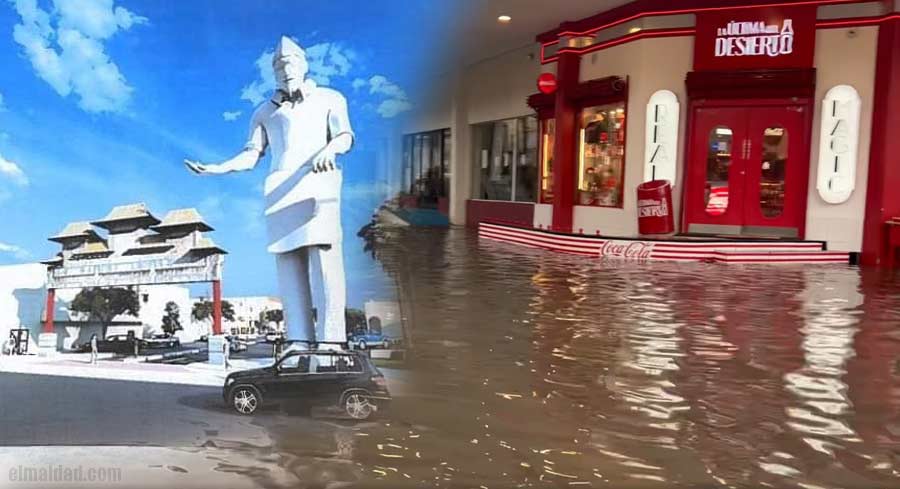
[343, 392, 374, 420]
[358, 340, 368, 350]
[231, 385, 261, 415]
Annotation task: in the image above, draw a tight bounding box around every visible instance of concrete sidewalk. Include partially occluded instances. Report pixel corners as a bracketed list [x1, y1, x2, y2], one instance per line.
[0, 353, 413, 395]
[0, 354, 270, 387]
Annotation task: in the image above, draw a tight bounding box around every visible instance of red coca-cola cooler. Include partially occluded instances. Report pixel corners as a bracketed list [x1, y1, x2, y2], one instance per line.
[636, 180, 674, 235]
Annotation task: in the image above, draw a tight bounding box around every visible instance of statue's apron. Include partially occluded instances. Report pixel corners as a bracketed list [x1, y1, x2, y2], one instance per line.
[263, 160, 342, 254]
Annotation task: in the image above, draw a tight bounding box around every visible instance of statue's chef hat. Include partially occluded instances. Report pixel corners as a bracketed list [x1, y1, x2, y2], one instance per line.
[275, 36, 306, 60]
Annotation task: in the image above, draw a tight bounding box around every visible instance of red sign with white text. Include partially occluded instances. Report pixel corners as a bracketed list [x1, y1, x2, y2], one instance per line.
[693, 6, 816, 71]
[537, 72, 557, 94]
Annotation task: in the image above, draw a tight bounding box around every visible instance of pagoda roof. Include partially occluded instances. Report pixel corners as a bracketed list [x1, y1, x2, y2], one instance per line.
[49, 221, 102, 243]
[71, 241, 114, 258]
[91, 203, 160, 230]
[152, 208, 213, 233]
[40, 254, 63, 266]
[189, 237, 227, 255]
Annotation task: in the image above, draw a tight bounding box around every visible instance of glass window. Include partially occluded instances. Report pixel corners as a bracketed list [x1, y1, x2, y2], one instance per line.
[540, 118, 555, 204]
[472, 115, 539, 202]
[280, 354, 311, 373]
[442, 129, 451, 199]
[760, 126, 787, 218]
[705, 126, 732, 216]
[401, 129, 450, 207]
[516, 116, 538, 202]
[577, 103, 626, 207]
[336, 355, 363, 373]
[402, 136, 412, 194]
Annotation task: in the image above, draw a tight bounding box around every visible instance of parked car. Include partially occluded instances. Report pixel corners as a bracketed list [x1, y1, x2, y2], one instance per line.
[348, 332, 396, 350]
[227, 336, 248, 353]
[223, 350, 391, 419]
[144, 333, 180, 349]
[264, 331, 285, 343]
[72, 334, 143, 355]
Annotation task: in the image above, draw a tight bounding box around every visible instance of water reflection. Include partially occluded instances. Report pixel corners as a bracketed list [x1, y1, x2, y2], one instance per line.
[267, 227, 899, 488]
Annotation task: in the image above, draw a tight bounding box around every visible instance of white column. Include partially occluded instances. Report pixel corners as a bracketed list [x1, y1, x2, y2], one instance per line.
[449, 69, 471, 226]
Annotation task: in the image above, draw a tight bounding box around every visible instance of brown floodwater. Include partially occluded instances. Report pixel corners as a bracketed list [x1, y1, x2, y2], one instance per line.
[272, 226, 898, 489]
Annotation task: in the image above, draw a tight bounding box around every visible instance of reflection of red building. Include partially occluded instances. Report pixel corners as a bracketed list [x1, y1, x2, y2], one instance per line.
[408, 0, 900, 266]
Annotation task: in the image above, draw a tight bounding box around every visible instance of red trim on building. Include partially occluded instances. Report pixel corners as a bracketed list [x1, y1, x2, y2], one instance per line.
[479, 221, 848, 263]
[550, 53, 581, 233]
[466, 200, 535, 228]
[538, 0, 860, 42]
[539, 5, 899, 64]
[861, 16, 900, 266]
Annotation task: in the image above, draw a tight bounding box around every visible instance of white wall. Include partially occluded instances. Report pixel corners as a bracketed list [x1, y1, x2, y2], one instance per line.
[805, 27, 878, 252]
[575, 36, 694, 236]
[465, 45, 542, 125]
[0, 263, 47, 351]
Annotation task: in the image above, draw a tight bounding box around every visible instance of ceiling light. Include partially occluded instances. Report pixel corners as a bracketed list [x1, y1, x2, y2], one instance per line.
[628, 26, 642, 33]
[498, 15, 512, 23]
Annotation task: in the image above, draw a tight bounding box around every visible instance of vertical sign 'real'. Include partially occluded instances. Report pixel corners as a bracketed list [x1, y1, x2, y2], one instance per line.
[644, 90, 679, 185]
[817, 85, 861, 204]
[693, 6, 816, 71]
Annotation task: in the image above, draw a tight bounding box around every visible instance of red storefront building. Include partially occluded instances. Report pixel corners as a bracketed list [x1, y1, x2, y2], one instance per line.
[399, 0, 900, 266]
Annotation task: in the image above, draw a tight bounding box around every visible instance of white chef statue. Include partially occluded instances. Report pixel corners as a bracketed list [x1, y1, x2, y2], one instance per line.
[185, 36, 353, 348]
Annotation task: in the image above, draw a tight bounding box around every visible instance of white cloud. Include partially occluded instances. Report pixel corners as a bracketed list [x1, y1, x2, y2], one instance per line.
[0, 154, 28, 186]
[10, 0, 146, 113]
[376, 98, 413, 118]
[304, 42, 355, 86]
[222, 110, 242, 121]
[240, 41, 357, 105]
[0, 242, 30, 260]
[240, 50, 275, 106]
[356, 75, 413, 118]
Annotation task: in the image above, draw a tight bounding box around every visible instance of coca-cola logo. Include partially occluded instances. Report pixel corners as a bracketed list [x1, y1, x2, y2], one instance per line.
[599, 240, 654, 260]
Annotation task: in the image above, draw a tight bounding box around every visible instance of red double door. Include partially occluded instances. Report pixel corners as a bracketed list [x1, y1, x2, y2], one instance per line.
[683, 102, 810, 238]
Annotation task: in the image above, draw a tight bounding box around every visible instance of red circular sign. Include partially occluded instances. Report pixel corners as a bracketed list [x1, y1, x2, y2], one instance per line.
[537, 73, 557, 94]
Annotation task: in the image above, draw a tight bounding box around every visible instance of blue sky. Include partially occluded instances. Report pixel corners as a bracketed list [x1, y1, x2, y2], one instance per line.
[0, 0, 452, 307]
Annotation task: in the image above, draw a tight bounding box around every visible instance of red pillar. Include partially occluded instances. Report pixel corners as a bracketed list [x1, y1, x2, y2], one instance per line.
[861, 17, 900, 266]
[550, 52, 581, 233]
[212, 280, 223, 335]
[43, 288, 55, 333]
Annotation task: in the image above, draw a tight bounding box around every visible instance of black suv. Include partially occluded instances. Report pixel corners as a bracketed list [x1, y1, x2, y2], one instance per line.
[223, 350, 391, 419]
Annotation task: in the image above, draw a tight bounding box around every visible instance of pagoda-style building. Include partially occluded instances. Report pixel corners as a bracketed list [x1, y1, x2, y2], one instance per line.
[41, 203, 228, 335]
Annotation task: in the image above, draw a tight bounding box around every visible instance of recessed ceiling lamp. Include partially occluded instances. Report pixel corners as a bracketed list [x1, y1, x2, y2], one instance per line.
[628, 26, 642, 33]
[498, 15, 512, 23]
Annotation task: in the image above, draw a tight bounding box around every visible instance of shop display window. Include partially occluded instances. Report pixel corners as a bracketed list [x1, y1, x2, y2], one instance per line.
[577, 103, 626, 207]
[540, 118, 555, 204]
[472, 115, 539, 203]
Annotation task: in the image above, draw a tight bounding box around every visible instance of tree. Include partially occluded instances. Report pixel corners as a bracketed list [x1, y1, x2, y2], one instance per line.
[191, 299, 235, 323]
[263, 309, 284, 330]
[70, 287, 140, 338]
[161, 301, 182, 335]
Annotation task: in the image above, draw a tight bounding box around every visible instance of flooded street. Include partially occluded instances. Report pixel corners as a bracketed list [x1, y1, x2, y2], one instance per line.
[4, 227, 898, 489]
[309, 227, 900, 488]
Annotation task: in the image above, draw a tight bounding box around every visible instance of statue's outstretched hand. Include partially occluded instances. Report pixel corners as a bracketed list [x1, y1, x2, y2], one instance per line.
[184, 159, 209, 175]
[312, 150, 337, 173]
